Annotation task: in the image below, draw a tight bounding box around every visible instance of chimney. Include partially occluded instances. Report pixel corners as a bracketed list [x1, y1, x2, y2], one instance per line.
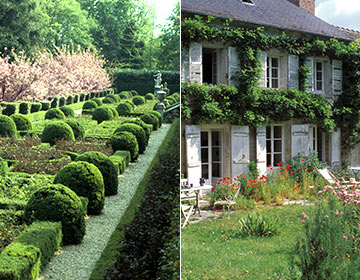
[286, 0, 315, 15]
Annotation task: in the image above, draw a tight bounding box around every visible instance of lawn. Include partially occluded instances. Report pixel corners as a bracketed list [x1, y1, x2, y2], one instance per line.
[181, 204, 316, 280]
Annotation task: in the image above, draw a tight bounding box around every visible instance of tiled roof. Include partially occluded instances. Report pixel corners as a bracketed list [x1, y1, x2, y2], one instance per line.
[182, 0, 354, 40]
[337, 27, 360, 40]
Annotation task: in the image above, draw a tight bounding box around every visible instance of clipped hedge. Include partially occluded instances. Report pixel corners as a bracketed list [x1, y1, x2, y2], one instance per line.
[40, 102, 50, 111]
[150, 110, 162, 127]
[2, 103, 18, 116]
[83, 100, 98, 110]
[116, 102, 133, 116]
[92, 98, 103, 106]
[59, 106, 75, 118]
[92, 106, 114, 124]
[66, 96, 73, 105]
[10, 114, 33, 131]
[118, 91, 129, 99]
[0, 157, 8, 176]
[65, 119, 85, 139]
[122, 119, 151, 142]
[145, 93, 154, 100]
[0, 115, 17, 137]
[59, 97, 66, 107]
[41, 122, 75, 145]
[140, 112, 159, 131]
[106, 94, 120, 103]
[107, 131, 139, 162]
[45, 108, 66, 120]
[132, 96, 145, 106]
[30, 103, 42, 113]
[114, 124, 147, 154]
[104, 105, 119, 118]
[19, 102, 31, 114]
[103, 97, 116, 104]
[50, 97, 58, 108]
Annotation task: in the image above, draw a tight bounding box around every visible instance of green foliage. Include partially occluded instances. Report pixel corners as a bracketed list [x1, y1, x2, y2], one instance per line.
[118, 91, 129, 99]
[10, 114, 33, 131]
[59, 96, 66, 107]
[45, 108, 65, 120]
[41, 121, 75, 145]
[92, 106, 114, 124]
[140, 112, 159, 131]
[19, 102, 31, 114]
[83, 100, 98, 110]
[30, 103, 42, 113]
[50, 97, 58, 108]
[66, 96, 73, 105]
[107, 131, 139, 162]
[2, 103, 18, 116]
[287, 152, 324, 183]
[150, 110, 162, 127]
[112, 150, 131, 167]
[59, 106, 75, 117]
[24, 184, 85, 245]
[54, 161, 105, 215]
[145, 93, 154, 100]
[103, 105, 119, 118]
[114, 124, 147, 154]
[64, 119, 85, 139]
[0, 115, 17, 137]
[237, 213, 279, 237]
[132, 96, 145, 106]
[76, 151, 118, 196]
[103, 96, 116, 104]
[122, 119, 151, 141]
[91, 97, 103, 106]
[0, 158, 7, 177]
[248, 161, 259, 180]
[116, 102, 133, 116]
[40, 101, 50, 111]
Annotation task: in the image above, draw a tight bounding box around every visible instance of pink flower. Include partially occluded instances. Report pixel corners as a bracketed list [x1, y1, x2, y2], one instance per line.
[301, 219, 306, 224]
[309, 186, 314, 190]
[301, 212, 309, 219]
[335, 210, 339, 216]
[343, 235, 348, 240]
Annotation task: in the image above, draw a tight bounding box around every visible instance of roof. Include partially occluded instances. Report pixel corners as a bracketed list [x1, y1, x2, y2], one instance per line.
[337, 27, 360, 40]
[181, 0, 354, 41]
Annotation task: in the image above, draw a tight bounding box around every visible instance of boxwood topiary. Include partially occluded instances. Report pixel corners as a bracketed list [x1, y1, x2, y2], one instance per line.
[83, 100, 98, 110]
[171, 92, 180, 101]
[66, 95, 73, 105]
[145, 93, 154, 100]
[91, 97, 103, 106]
[31, 103, 42, 113]
[50, 97, 59, 108]
[106, 94, 120, 103]
[103, 96, 116, 104]
[80, 93, 85, 102]
[10, 114, 33, 131]
[114, 123, 147, 154]
[59, 106, 75, 117]
[150, 110, 162, 127]
[76, 151, 118, 196]
[130, 90, 138, 96]
[116, 102, 133, 116]
[124, 99, 135, 109]
[73, 94, 79, 103]
[107, 131, 139, 162]
[122, 119, 150, 142]
[40, 101, 50, 111]
[104, 105, 119, 118]
[41, 121, 75, 145]
[140, 112, 159, 131]
[92, 106, 114, 124]
[2, 103, 18, 116]
[0, 157, 8, 176]
[59, 96, 66, 107]
[65, 119, 85, 139]
[0, 115, 17, 137]
[19, 102, 31, 114]
[24, 183, 85, 245]
[45, 108, 66, 120]
[165, 96, 176, 105]
[132, 96, 145, 106]
[54, 161, 105, 215]
[118, 91, 129, 99]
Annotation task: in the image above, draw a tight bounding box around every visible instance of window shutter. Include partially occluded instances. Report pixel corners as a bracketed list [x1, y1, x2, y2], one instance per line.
[331, 129, 341, 168]
[228, 47, 240, 87]
[256, 127, 267, 175]
[231, 126, 249, 179]
[291, 124, 310, 158]
[181, 50, 189, 82]
[332, 60, 342, 95]
[304, 57, 314, 92]
[189, 42, 202, 84]
[258, 51, 267, 88]
[288, 55, 299, 90]
[185, 125, 202, 185]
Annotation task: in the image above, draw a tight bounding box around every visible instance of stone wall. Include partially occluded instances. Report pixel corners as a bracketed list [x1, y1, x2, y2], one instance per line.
[286, 0, 315, 15]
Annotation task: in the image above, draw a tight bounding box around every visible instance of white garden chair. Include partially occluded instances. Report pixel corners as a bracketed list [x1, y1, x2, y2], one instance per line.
[214, 186, 241, 218]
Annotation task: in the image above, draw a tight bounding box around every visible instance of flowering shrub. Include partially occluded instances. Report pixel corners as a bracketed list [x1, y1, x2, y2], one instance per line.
[209, 177, 240, 207]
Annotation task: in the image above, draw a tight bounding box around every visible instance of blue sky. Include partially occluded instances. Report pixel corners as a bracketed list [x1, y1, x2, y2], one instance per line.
[316, 0, 360, 31]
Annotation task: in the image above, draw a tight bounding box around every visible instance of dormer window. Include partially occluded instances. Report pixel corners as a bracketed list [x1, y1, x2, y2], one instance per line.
[242, 0, 254, 5]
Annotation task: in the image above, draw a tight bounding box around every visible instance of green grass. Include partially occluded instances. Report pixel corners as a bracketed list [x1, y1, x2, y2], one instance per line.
[134, 100, 157, 113]
[181, 204, 316, 280]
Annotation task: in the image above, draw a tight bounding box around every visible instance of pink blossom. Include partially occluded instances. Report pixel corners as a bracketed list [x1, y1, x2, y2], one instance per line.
[343, 235, 348, 240]
[301, 212, 309, 219]
[309, 186, 314, 190]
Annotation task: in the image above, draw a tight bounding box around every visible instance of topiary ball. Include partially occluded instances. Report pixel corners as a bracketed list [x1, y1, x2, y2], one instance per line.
[54, 161, 105, 215]
[45, 108, 66, 120]
[122, 119, 150, 142]
[31, 103, 42, 113]
[65, 119, 85, 139]
[145, 93, 154, 100]
[83, 100, 98, 110]
[24, 184, 85, 245]
[118, 91, 129, 99]
[150, 110, 162, 127]
[132, 96, 145, 106]
[91, 98, 103, 106]
[92, 106, 114, 124]
[59, 106, 75, 117]
[106, 94, 120, 103]
[66, 95, 73, 105]
[107, 131, 139, 162]
[103, 97, 116, 104]
[114, 124, 147, 154]
[140, 112, 159, 131]
[10, 114, 33, 131]
[76, 151, 118, 196]
[59, 96, 66, 107]
[103, 105, 119, 118]
[124, 100, 135, 110]
[0, 115, 17, 137]
[116, 102, 133, 116]
[41, 121, 75, 145]
[130, 90, 138, 96]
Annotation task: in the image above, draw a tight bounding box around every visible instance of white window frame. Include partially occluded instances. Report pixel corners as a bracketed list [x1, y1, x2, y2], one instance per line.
[266, 125, 284, 168]
[200, 130, 223, 184]
[315, 60, 325, 92]
[266, 56, 280, 89]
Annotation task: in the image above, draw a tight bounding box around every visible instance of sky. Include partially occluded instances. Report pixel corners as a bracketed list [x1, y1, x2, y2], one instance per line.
[148, 0, 179, 36]
[316, 0, 360, 31]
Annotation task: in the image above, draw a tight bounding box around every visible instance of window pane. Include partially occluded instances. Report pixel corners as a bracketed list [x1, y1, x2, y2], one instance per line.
[202, 164, 209, 179]
[212, 163, 221, 177]
[201, 132, 208, 146]
[274, 140, 282, 153]
[316, 62, 322, 71]
[274, 154, 282, 166]
[267, 154, 271, 167]
[272, 58, 278, 67]
[271, 68, 278, 78]
[316, 71, 322, 81]
[272, 79, 278, 88]
[316, 81, 322, 90]
[212, 131, 220, 146]
[266, 140, 271, 152]
[212, 147, 220, 162]
[267, 57, 270, 66]
[201, 148, 208, 163]
[274, 126, 282, 138]
[266, 126, 271, 138]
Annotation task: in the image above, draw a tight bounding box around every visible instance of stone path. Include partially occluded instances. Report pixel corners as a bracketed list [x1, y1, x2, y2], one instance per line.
[39, 124, 171, 280]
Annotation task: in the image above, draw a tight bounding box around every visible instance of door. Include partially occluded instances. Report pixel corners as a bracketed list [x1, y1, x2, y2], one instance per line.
[201, 130, 223, 184]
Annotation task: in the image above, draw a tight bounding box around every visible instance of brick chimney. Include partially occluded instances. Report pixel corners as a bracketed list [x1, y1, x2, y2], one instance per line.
[286, 0, 315, 15]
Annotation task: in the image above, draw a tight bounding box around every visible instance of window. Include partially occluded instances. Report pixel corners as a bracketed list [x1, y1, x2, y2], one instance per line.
[315, 60, 324, 91]
[200, 130, 223, 183]
[203, 48, 217, 84]
[242, 0, 254, 4]
[266, 126, 283, 167]
[266, 57, 279, 88]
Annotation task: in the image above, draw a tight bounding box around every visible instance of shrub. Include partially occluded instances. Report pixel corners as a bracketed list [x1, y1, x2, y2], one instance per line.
[103, 96, 116, 104]
[130, 90, 138, 96]
[0, 115, 17, 137]
[55, 138, 113, 156]
[83, 100, 98, 110]
[80, 93, 85, 102]
[19, 102, 31, 114]
[40, 101, 50, 111]
[141, 112, 159, 131]
[30, 103, 42, 113]
[92, 106, 114, 124]
[107, 132, 139, 162]
[41, 122, 75, 145]
[66, 95, 73, 105]
[2, 103, 18, 116]
[171, 92, 180, 101]
[65, 119, 85, 139]
[116, 102, 133, 116]
[59, 106, 75, 117]
[145, 93, 154, 100]
[150, 110, 162, 127]
[59, 96, 66, 107]
[0, 158, 8, 176]
[107, 94, 121, 103]
[54, 161, 105, 215]
[124, 100, 135, 109]
[24, 184, 85, 245]
[50, 97, 58, 108]
[10, 114, 33, 131]
[118, 91, 129, 99]
[90, 91, 97, 98]
[76, 151, 118, 196]
[132, 96, 145, 106]
[122, 119, 151, 141]
[237, 213, 279, 237]
[104, 105, 119, 118]
[165, 96, 176, 105]
[91, 97, 103, 106]
[114, 124, 147, 154]
[73, 94, 79, 103]
[45, 108, 66, 120]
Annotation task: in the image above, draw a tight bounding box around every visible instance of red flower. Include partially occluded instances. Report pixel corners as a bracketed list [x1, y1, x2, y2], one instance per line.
[301, 158, 305, 162]
[302, 165, 306, 169]
[277, 161, 282, 166]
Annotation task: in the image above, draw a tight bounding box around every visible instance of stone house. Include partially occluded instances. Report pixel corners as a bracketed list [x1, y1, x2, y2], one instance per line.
[181, 0, 360, 185]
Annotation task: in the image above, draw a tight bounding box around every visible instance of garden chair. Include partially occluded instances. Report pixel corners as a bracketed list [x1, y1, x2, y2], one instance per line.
[213, 186, 241, 218]
[318, 168, 360, 189]
[181, 203, 194, 228]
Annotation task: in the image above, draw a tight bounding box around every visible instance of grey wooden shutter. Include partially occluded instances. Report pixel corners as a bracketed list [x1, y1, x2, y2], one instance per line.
[331, 129, 341, 168]
[332, 60, 342, 95]
[258, 51, 267, 88]
[181, 49, 190, 82]
[189, 42, 202, 84]
[256, 127, 267, 175]
[304, 57, 314, 92]
[291, 124, 310, 158]
[185, 125, 201, 185]
[288, 55, 299, 90]
[228, 47, 241, 87]
[231, 126, 249, 178]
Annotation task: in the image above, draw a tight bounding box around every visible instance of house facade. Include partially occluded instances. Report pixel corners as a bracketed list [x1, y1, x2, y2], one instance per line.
[181, 0, 360, 186]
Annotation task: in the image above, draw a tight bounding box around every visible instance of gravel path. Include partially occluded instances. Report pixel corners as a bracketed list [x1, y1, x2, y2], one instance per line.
[39, 123, 171, 280]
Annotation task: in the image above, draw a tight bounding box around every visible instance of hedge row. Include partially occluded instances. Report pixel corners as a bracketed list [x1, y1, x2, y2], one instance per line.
[109, 150, 131, 175]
